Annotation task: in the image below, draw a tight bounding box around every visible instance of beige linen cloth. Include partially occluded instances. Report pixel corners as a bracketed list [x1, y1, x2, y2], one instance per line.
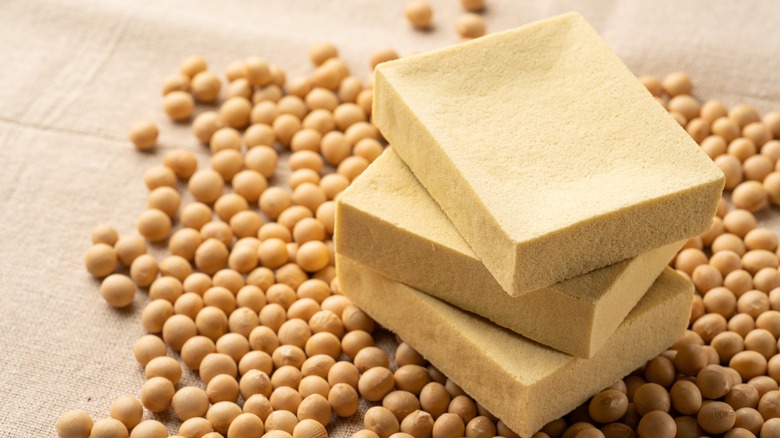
[1, 0, 779, 435]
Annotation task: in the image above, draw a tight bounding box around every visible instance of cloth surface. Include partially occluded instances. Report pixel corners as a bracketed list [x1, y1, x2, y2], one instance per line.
[0, 0, 779, 436]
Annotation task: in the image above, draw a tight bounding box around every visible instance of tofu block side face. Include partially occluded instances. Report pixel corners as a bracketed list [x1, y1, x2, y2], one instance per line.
[336, 149, 473, 256]
[374, 12, 725, 293]
[337, 255, 693, 437]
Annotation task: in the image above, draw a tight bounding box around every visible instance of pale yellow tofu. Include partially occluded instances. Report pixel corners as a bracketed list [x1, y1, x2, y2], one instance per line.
[373, 12, 724, 295]
[337, 254, 692, 437]
[336, 148, 683, 357]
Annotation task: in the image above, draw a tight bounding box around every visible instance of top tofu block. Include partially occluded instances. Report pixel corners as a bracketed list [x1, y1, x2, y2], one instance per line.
[373, 12, 725, 296]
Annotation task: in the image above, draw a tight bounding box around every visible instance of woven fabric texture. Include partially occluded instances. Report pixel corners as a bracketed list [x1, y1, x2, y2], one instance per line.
[1, 0, 779, 436]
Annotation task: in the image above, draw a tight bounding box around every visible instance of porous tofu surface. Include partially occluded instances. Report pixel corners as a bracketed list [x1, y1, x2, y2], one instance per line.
[373, 12, 724, 294]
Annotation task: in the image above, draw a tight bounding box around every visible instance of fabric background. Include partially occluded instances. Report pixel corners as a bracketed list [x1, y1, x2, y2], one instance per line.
[1, 0, 779, 436]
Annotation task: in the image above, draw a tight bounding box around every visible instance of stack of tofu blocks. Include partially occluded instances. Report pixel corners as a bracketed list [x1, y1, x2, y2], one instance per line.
[334, 13, 725, 437]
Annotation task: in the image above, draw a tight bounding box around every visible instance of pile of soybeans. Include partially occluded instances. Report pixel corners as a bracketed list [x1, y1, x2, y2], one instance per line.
[59, 31, 780, 438]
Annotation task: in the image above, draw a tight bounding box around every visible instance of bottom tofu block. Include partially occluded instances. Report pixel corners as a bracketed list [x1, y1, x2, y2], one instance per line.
[335, 148, 684, 358]
[336, 254, 692, 437]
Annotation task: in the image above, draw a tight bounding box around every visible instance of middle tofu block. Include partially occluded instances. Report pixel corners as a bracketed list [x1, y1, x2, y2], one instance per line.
[335, 149, 684, 358]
